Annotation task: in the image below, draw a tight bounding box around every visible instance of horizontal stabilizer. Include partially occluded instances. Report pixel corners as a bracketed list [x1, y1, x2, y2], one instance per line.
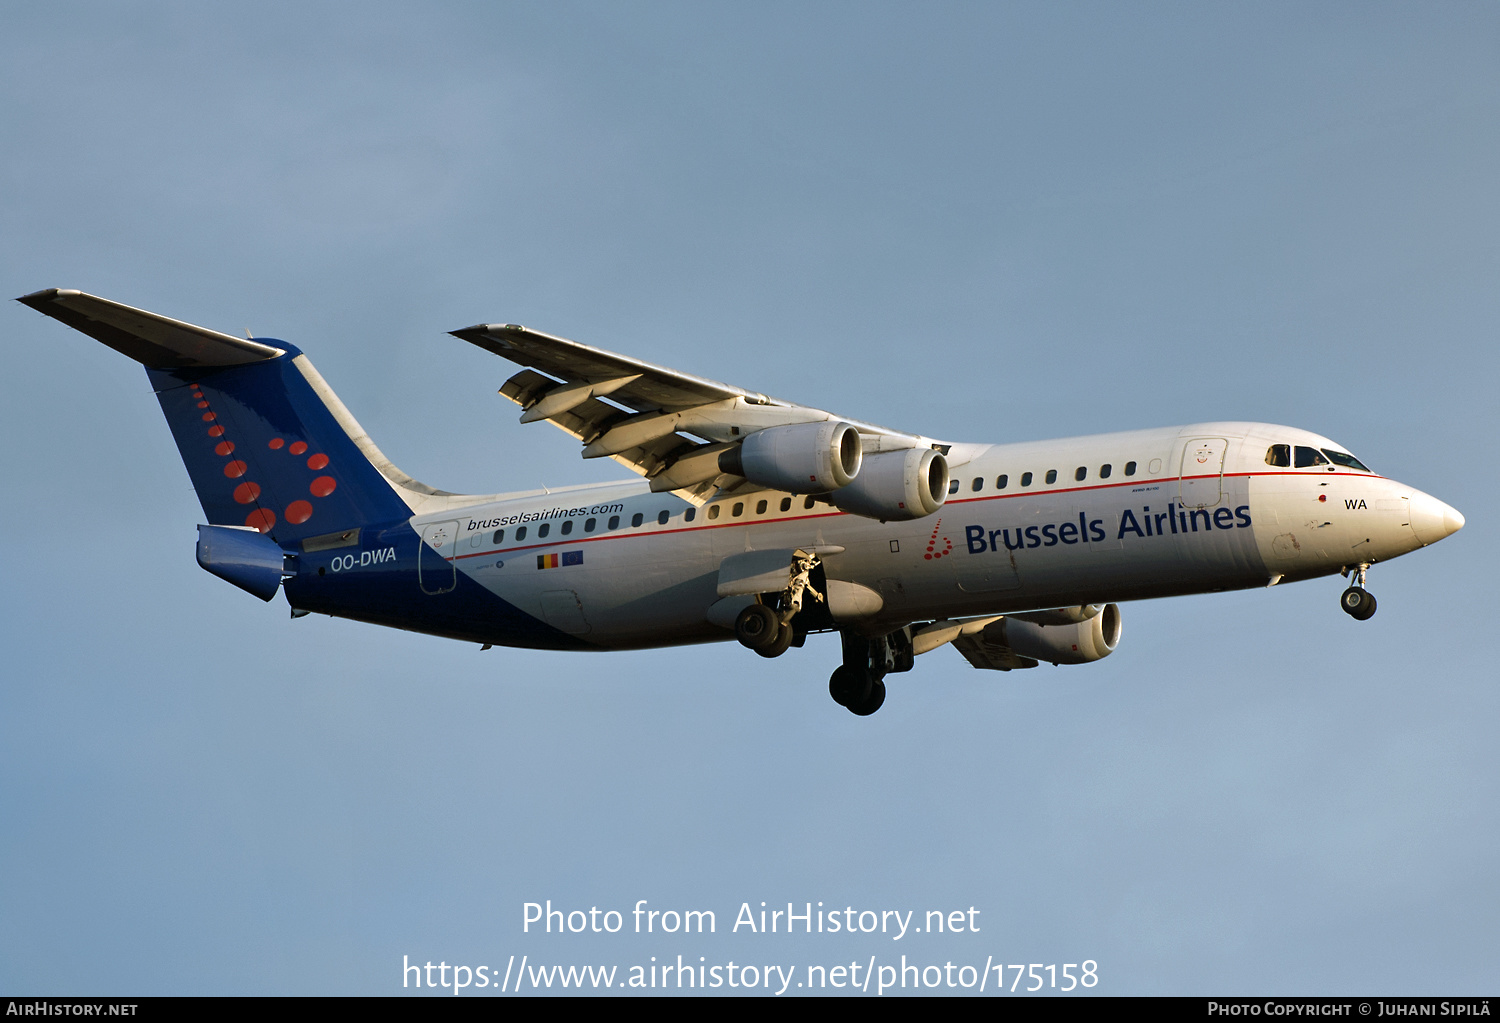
[18, 289, 283, 368]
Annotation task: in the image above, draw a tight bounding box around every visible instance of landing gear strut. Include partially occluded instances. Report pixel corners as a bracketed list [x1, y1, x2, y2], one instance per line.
[1340, 562, 1377, 621]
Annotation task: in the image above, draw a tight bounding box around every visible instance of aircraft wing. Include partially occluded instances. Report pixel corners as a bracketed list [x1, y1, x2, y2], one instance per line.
[450, 322, 940, 504]
[951, 627, 1040, 671]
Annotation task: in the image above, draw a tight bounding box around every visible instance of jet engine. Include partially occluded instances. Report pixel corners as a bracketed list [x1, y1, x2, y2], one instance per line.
[717, 420, 862, 494]
[1003, 603, 1121, 664]
[829, 447, 948, 521]
[1009, 604, 1108, 626]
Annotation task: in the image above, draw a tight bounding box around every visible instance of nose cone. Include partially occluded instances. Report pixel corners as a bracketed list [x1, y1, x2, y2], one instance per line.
[1409, 490, 1465, 546]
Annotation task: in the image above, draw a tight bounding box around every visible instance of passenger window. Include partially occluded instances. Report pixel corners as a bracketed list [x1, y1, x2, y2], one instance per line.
[631, 512, 644, 527]
[538, 523, 550, 538]
[584, 518, 595, 533]
[948, 479, 960, 495]
[684, 508, 696, 522]
[1124, 461, 1137, 476]
[1099, 464, 1112, 479]
[515, 526, 527, 541]
[1021, 472, 1033, 487]
[1074, 467, 1086, 482]
[996, 474, 1008, 490]
[607, 515, 619, 530]
[657, 510, 669, 525]
[1294, 446, 1328, 468]
[732, 502, 744, 517]
[780, 497, 791, 512]
[1265, 444, 1291, 468]
[1045, 469, 1057, 485]
[492, 529, 504, 544]
[756, 500, 767, 514]
[707, 506, 720, 520]
[560, 520, 573, 535]
[971, 477, 983, 492]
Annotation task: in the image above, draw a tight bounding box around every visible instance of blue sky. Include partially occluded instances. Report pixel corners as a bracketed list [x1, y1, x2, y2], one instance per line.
[2, 2, 1496, 995]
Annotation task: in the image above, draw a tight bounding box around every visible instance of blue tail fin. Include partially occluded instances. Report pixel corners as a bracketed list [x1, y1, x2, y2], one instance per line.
[20, 289, 417, 544]
[146, 352, 415, 541]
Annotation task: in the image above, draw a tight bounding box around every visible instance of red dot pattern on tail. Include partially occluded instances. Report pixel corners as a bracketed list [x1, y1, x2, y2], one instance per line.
[191, 387, 336, 533]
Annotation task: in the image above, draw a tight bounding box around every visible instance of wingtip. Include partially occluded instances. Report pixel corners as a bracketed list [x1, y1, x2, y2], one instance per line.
[17, 288, 84, 310]
[17, 288, 59, 309]
[450, 322, 524, 334]
[450, 323, 524, 348]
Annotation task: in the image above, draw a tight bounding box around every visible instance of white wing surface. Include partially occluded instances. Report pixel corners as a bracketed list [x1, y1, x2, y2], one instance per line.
[451, 322, 943, 505]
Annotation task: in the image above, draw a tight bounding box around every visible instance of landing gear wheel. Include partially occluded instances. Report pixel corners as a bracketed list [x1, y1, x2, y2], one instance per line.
[847, 679, 886, 716]
[829, 665, 872, 707]
[735, 604, 781, 650]
[755, 622, 795, 658]
[1341, 586, 1377, 621]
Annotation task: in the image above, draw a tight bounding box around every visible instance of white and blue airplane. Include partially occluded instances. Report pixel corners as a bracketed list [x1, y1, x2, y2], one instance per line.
[20, 289, 1465, 715]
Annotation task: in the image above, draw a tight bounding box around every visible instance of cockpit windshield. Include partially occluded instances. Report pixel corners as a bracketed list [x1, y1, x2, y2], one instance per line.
[1294, 446, 1328, 468]
[1267, 442, 1373, 472]
[1321, 448, 1373, 473]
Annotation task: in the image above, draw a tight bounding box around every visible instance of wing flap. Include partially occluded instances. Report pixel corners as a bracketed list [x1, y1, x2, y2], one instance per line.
[952, 620, 1040, 671]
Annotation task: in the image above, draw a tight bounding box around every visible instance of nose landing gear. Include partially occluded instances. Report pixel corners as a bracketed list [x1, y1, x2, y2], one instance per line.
[1340, 563, 1377, 621]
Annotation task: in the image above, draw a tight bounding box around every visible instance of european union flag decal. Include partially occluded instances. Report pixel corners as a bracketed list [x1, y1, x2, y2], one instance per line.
[538, 550, 585, 569]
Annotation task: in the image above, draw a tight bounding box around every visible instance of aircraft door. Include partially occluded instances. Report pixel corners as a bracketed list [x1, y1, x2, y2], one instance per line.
[541, 589, 591, 635]
[1178, 438, 1228, 509]
[419, 520, 459, 594]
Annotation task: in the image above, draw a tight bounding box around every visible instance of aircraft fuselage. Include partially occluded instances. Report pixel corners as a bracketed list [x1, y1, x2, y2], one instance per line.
[282, 420, 1458, 651]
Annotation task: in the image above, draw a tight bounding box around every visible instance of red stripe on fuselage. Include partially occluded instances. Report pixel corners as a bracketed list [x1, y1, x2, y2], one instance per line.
[441, 469, 1381, 562]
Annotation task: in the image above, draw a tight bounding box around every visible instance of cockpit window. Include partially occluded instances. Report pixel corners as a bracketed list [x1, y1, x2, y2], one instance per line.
[1265, 444, 1290, 467]
[1321, 449, 1373, 473]
[1294, 445, 1329, 468]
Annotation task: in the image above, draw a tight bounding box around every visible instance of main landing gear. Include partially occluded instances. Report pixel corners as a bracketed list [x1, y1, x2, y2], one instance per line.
[1340, 562, 1377, 621]
[734, 550, 823, 659]
[828, 629, 913, 717]
[734, 603, 794, 658]
[730, 550, 912, 716]
[829, 662, 885, 716]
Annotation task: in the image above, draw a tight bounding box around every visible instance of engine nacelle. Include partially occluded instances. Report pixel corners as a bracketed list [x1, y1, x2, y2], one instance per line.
[1003, 603, 1121, 664]
[829, 447, 948, 521]
[718, 421, 862, 494]
[1009, 604, 1107, 626]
